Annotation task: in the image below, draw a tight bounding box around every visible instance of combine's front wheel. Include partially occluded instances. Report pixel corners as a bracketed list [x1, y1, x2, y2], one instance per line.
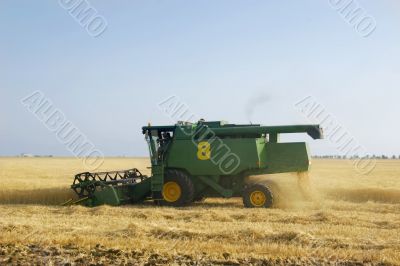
[158, 170, 194, 207]
[243, 183, 273, 208]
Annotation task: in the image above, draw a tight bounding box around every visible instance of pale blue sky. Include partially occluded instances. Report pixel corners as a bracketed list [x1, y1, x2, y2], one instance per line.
[1, 0, 399, 156]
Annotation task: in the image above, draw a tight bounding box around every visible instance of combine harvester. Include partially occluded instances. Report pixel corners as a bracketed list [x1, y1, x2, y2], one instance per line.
[69, 120, 323, 208]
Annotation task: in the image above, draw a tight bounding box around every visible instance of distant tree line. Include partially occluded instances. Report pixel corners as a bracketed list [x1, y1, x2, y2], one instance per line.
[19, 153, 53, 158]
[312, 155, 400, 159]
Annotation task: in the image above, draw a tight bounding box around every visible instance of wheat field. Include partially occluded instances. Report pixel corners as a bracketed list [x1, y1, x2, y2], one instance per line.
[0, 157, 399, 265]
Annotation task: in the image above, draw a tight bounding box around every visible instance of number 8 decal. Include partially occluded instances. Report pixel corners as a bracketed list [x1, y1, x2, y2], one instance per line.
[197, 141, 211, 160]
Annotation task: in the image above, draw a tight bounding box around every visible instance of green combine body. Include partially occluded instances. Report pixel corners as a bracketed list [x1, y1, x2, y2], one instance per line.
[70, 120, 323, 208]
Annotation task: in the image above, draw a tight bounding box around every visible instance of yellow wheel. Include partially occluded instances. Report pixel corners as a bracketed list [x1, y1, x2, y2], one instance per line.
[162, 182, 182, 203]
[250, 190, 266, 207]
[243, 183, 273, 208]
[158, 170, 195, 207]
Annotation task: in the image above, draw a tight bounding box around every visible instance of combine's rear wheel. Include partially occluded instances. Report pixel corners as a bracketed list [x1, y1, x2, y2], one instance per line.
[243, 183, 273, 208]
[159, 170, 194, 207]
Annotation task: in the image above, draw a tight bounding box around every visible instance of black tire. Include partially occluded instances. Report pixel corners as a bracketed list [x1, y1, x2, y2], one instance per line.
[243, 183, 273, 208]
[159, 170, 195, 207]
